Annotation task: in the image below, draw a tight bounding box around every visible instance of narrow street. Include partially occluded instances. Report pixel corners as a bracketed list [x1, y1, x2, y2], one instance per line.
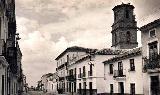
[23, 91, 66, 95]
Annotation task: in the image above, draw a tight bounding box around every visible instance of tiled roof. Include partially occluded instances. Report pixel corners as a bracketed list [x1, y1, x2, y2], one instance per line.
[95, 48, 129, 55]
[103, 47, 142, 64]
[55, 46, 97, 60]
[42, 73, 53, 78]
[140, 19, 160, 31]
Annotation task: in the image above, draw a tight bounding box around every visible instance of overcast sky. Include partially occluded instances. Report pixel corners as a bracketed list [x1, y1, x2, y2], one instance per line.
[15, 0, 160, 86]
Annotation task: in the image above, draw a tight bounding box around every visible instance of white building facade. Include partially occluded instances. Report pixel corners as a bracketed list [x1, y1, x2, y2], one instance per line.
[55, 46, 93, 94]
[140, 19, 160, 95]
[103, 48, 143, 95]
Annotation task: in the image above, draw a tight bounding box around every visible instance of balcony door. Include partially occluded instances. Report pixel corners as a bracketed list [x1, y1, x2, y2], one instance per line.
[151, 76, 159, 95]
[149, 41, 158, 61]
[118, 61, 123, 76]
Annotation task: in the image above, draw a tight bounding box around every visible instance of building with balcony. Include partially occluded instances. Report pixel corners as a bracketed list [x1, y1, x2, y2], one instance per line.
[67, 48, 126, 95]
[140, 19, 160, 95]
[103, 48, 143, 94]
[55, 46, 95, 94]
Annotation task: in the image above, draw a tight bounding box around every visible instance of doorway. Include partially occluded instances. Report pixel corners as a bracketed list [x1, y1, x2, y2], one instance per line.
[151, 76, 159, 95]
[118, 82, 124, 95]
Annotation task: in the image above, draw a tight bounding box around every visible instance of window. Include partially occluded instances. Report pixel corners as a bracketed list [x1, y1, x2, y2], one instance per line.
[126, 10, 129, 18]
[67, 55, 69, 62]
[89, 64, 93, 76]
[149, 41, 158, 61]
[114, 33, 117, 44]
[126, 31, 131, 43]
[74, 68, 76, 78]
[110, 84, 113, 94]
[149, 29, 156, 38]
[130, 59, 135, 71]
[83, 66, 86, 77]
[109, 64, 113, 74]
[118, 61, 123, 76]
[130, 83, 135, 95]
[79, 68, 81, 78]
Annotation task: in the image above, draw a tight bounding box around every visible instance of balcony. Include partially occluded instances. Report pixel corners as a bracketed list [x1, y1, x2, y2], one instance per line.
[82, 72, 86, 78]
[144, 56, 160, 73]
[59, 77, 65, 81]
[57, 64, 65, 70]
[66, 75, 76, 81]
[113, 70, 126, 78]
[78, 73, 82, 79]
[88, 71, 93, 77]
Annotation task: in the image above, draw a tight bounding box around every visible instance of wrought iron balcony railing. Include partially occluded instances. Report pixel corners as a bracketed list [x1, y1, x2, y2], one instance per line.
[144, 56, 160, 70]
[59, 77, 65, 81]
[113, 70, 126, 78]
[66, 75, 76, 81]
[88, 71, 93, 77]
[78, 73, 82, 78]
[57, 64, 65, 70]
[82, 72, 86, 78]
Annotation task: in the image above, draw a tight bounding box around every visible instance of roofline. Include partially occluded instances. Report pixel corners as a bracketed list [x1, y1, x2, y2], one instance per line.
[103, 47, 142, 64]
[55, 46, 97, 60]
[112, 3, 134, 11]
[140, 19, 160, 31]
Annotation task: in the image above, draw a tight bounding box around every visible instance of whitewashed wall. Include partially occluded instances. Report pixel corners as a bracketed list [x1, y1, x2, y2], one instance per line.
[104, 55, 143, 94]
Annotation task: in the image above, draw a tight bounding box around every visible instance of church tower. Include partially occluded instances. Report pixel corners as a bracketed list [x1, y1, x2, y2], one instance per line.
[111, 3, 138, 49]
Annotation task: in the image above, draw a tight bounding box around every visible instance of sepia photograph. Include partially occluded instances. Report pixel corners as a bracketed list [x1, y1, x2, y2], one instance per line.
[0, 0, 160, 95]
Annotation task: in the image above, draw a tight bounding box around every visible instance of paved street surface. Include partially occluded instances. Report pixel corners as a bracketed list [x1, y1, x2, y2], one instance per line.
[22, 91, 66, 95]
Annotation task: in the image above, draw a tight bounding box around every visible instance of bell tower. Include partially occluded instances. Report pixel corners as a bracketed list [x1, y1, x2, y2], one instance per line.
[111, 3, 138, 49]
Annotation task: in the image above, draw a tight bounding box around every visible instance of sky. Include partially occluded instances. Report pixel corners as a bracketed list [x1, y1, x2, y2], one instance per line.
[15, 0, 160, 86]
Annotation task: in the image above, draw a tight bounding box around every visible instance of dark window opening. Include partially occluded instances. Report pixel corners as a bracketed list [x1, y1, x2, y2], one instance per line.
[118, 61, 123, 76]
[130, 59, 135, 71]
[115, 33, 117, 44]
[83, 66, 86, 77]
[109, 64, 113, 74]
[126, 31, 131, 43]
[79, 68, 81, 78]
[150, 30, 156, 38]
[149, 42, 158, 61]
[89, 64, 93, 76]
[126, 10, 129, 18]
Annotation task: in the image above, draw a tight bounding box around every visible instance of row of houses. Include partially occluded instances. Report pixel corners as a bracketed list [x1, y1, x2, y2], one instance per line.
[36, 73, 58, 94]
[0, 0, 26, 95]
[54, 3, 160, 95]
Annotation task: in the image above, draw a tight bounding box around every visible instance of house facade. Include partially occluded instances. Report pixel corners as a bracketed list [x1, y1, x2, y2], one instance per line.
[103, 48, 143, 95]
[55, 46, 93, 94]
[140, 19, 160, 95]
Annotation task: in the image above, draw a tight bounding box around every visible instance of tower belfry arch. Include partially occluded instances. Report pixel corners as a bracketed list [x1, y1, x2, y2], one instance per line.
[111, 3, 138, 49]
